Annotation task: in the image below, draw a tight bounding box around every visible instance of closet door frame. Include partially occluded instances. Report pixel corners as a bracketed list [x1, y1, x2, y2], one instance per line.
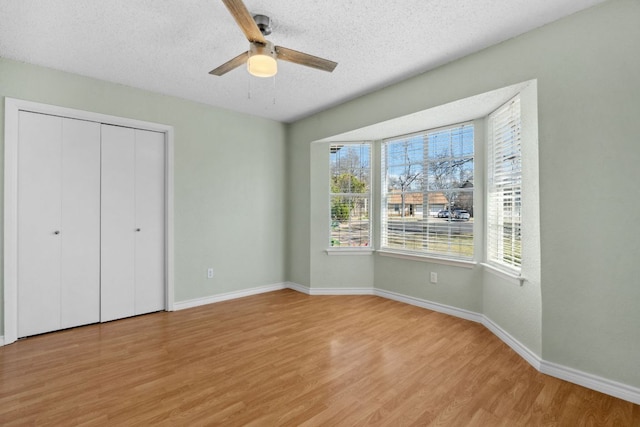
[3, 97, 175, 345]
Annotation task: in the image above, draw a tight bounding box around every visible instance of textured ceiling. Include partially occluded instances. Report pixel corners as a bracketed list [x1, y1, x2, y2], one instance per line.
[0, 0, 606, 123]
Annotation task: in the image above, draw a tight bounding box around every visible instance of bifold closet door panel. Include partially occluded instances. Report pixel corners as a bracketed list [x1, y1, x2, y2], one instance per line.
[17, 113, 101, 338]
[101, 124, 136, 322]
[60, 118, 101, 329]
[17, 112, 63, 337]
[134, 129, 166, 315]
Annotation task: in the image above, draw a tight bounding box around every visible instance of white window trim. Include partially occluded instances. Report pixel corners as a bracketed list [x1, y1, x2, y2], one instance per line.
[481, 263, 526, 286]
[326, 248, 375, 256]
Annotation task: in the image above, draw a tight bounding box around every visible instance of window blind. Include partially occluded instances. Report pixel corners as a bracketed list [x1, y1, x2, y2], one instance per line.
[487, 96, 522, 270]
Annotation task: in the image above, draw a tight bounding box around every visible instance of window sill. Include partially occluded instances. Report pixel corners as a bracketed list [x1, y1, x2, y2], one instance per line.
[481, 263, 526, 286]
[377, 250, 476, 268]
[325, 248, 375, 256]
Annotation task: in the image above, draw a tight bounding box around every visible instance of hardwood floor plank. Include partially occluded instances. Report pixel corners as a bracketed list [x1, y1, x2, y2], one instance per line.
[0, 290, 638, 426]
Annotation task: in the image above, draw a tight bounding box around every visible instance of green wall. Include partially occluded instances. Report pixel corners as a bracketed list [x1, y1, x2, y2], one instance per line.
[288, 0, 640, 389]
[0, 57, 288, 322]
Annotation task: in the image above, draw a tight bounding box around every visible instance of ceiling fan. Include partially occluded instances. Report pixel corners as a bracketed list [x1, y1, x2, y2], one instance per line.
[210, 0, 338, 78]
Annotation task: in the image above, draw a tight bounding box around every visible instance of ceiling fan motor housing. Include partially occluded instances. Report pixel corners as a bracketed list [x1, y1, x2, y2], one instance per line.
[253, 14, 272, 36]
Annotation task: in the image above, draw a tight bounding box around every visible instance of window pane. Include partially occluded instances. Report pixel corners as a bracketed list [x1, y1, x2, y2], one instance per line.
[385, 217, 427, 251]
[428, 133, 451, 159]
[331, 195, 370, 247]
[427, 159, 474, 190]
[387, 138, 423, 166]
[331, 144, 371, 190]
[425, 191, 474, 258]
[387, 165, 422, 192]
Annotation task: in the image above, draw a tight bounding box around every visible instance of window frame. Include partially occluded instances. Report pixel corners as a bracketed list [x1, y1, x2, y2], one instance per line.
[328, 142, 373, 251]
[380, 122, 475, 261]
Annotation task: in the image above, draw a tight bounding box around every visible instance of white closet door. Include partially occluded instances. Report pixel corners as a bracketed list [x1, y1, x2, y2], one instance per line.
[101, 125, 165, 321]
[60, 118, 101, 328]
[17, 113, 101, 337]
[101, 125, 136, 322]
[134, 129, 165, 315]
[18, 112, 63, 337]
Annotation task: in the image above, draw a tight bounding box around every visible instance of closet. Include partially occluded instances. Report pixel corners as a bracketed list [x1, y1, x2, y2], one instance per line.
[16, 111, 166, 338]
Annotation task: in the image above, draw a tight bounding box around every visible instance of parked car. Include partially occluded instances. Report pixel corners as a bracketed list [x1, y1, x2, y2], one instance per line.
[453, 210, 471, 220]
[437, 210, 450, 218]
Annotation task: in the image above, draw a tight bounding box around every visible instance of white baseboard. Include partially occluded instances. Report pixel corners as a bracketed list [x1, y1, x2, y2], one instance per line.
[482, 316, 541, 370]
[284, 283, 375, 296]
[374, 288, 483, 323]
[173, 283, 286, 310]
[310, 287, 375, 296]
[284, 282, 311, 294]
[540, 360, 640, 405]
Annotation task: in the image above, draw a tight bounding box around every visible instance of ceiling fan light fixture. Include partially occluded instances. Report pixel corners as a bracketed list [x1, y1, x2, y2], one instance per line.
[247, 41, 277, 77]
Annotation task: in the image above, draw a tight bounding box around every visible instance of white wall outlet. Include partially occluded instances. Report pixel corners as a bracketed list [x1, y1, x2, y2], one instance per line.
[207, 268, 214, 279]
[430, 272, 438, 284]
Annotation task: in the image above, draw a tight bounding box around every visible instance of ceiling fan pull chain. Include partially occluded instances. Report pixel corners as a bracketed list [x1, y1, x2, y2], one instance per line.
[272, 75, 276, 105]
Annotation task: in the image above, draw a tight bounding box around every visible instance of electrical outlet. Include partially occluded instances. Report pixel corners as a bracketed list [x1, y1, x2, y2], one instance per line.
[430, 272, 438, 284]
[207, 268, 214, 279]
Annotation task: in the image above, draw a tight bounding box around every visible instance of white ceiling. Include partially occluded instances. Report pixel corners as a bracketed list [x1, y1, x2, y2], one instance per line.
[0, 0, 605, 123]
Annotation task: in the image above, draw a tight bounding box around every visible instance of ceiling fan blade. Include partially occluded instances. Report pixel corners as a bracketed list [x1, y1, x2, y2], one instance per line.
[275, 46, 337, 73]
[221, 0, 266, 44]
[209, 51, 249, 76]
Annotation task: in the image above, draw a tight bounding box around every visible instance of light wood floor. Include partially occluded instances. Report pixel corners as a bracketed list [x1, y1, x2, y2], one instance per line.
[1, 290, 638, 426]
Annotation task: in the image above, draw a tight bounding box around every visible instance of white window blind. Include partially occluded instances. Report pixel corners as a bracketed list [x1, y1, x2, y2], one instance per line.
[487, 96, 522, 270]
[381, 124, 474, 259]
[329, 143, 371, 247]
